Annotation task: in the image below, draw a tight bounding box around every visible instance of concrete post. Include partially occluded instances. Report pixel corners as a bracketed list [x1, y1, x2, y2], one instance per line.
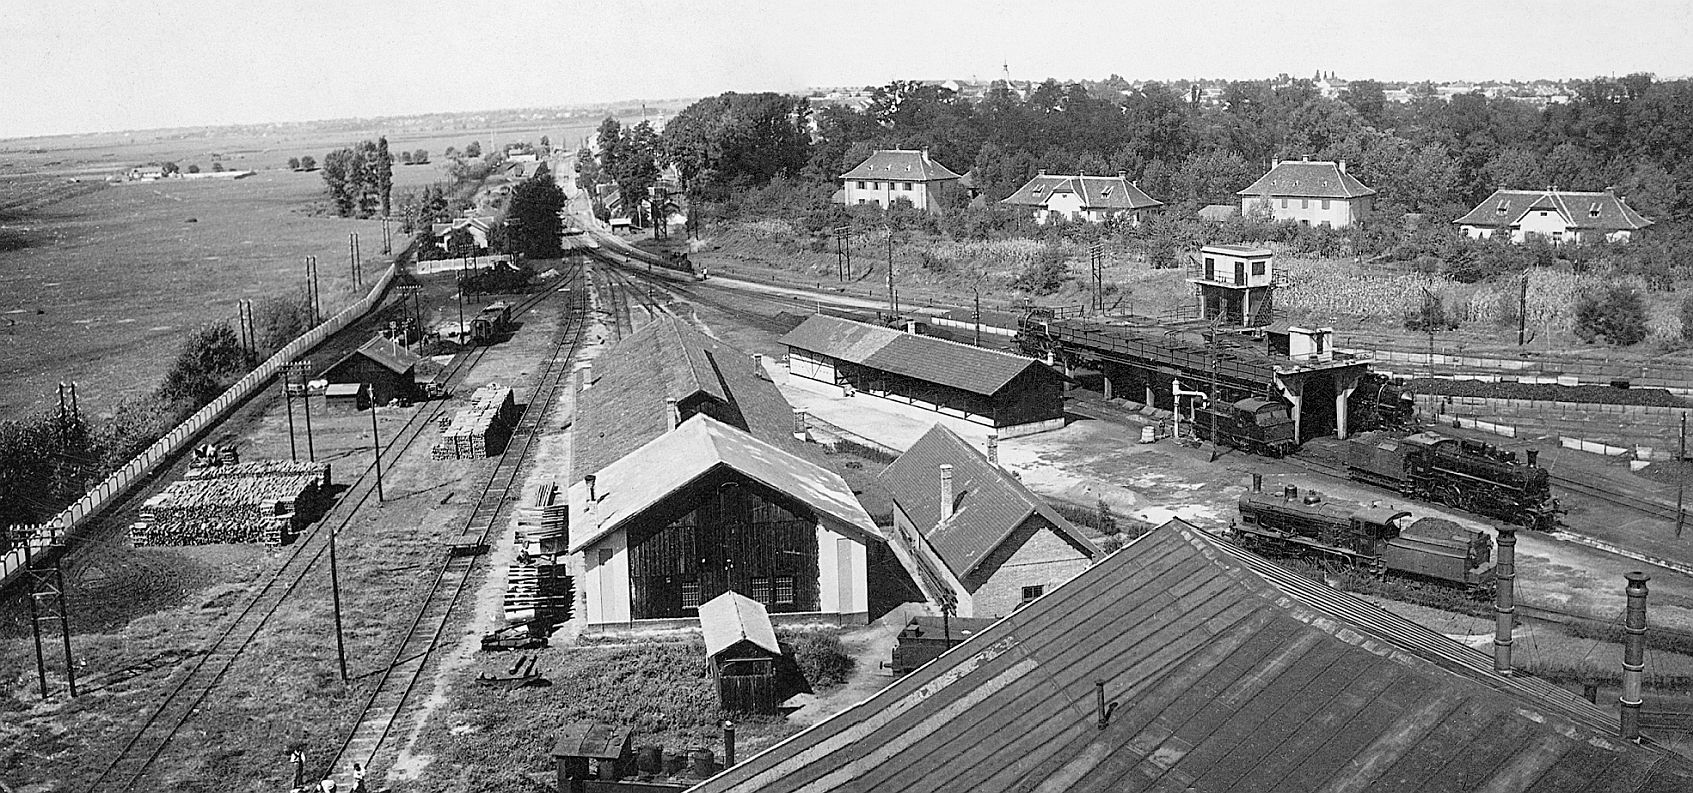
[1494, 527, 1516, 676]
[1334, 369, 1362, 439]
[1621, 571, 1649, 740]
[1275, 375, 1305, 445]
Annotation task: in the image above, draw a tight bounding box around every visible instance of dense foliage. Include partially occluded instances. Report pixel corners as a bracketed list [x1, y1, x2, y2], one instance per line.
[320, 137, 395, 218]
[506, 165, 567, 259]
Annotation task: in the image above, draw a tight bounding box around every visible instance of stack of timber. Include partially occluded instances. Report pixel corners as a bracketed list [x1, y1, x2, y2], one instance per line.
[431, 383, 518, 459]
[514, 482, 568, 556]
[130, 461, 332, 547]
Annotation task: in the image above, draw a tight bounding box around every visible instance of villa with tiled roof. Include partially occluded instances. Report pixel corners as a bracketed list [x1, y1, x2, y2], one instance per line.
[838, 149, 962, 213]
[1238, 157, 1376, 228]
[1456, 188, 1652, 243]
[1000, 170, 1163, 226]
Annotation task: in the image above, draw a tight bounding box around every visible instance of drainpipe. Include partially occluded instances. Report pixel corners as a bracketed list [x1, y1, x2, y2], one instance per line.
[1621, 571, 1649, 740]
[1493, 527, 1516, 676]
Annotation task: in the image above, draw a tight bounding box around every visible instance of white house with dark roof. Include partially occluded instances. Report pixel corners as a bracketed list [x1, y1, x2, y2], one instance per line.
[838, 149, 961, 213]
[1000, 170, 1163, 225]
[1456, 188, 1652, 244]
[1238, 157, 1376, 228]
[877, 423, 1098, 619]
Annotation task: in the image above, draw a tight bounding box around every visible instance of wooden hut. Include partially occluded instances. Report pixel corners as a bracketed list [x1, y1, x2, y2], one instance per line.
[552, 722, 633, 792]
[323, 336, 421, 406]
[323, 382, 370, 413]
[699, 591, 782, 714]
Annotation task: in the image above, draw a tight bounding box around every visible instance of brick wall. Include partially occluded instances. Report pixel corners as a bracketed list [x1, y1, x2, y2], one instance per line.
[966, 517, 1093, 619]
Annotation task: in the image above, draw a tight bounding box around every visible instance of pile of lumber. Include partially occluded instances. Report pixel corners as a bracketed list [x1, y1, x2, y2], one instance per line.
[504, 557, 571, 625]
[514, 482, 568, 556]
[130, 461, 332, 547]
[431, 383, 518, 459]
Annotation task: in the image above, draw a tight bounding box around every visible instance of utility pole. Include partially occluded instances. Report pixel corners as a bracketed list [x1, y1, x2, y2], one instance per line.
[25, 525, 76, 701]
[328, 527, 349, 681]
[382, 215, 392, 254]
[285, 361, 315, 462]
[305, 256, 321, 323]
[397, 285, 423, 349]
[1678, 413, 1687, 538]
[1089, 241, 1104, 313]
[1208, 317, 1221, 462]
[457, 256, 469, 342]
[1517, 270, 1530, 346]
[973, 288, 982, 347]
[282, 368, 298, 461]
[369, 392, 385, 503]
[885, 228, 898, 315]
[835, 225, 851, 282]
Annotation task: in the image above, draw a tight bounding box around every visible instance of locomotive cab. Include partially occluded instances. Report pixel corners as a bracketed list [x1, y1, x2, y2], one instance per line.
[1347, 506, 1411, 557]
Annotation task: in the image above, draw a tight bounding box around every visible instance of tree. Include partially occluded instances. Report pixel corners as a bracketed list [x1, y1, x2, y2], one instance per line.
[252, 295, 314, 354]
[539, 134, 551, 152]
[1574, 284, 1648, 346]
[412, 149, 429, 164]
[160, 161, 180, 176]
[211, 162, 224, 172]
[465, 141, 482, 158]
[376, 137, 394, 216]
[157, 322, 251, 407]
[506, 170, 567, 259]
[321, 148, 357, 216]
[299, 155, 316, 171]
[1681, 294, 1693, 342]
[400, 150, 413, 165]
[187, 164, 201, 174]
[1403, 291, 1456, 332]
[287, 157, 301, 171]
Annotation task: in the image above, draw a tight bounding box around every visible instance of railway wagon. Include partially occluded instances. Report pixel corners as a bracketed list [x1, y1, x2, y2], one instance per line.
[1346, 432, 1558, 531]
[1193, 397, 1297, 457]
[470, 301, 512, 345]
[1233, 488, 1494, 593]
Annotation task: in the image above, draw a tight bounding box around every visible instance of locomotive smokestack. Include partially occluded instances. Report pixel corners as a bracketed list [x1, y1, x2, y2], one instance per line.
[1493, 527, 1516, 676]
[939, 465, 954, 520]
[1622, 572, 1649, 740]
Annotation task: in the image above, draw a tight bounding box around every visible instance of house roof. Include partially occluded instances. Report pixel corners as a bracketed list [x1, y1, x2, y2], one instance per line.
[331, 336, 422, 376]
[430, 215, 496, 238]
[1000, 173, 1163, 212]
[567, 414, 880, 553]
[1237, 159, 1377, 199]
[1454, 189, 1653, 232]
[572, 315, 809, 483]
[840, 149, 962, 182]
[323, 383, 366, 397]
[551, 722, 632, 760]
[699, 591, 782, 658]
[877, 423, 1096, 581]
[781, 314, 1053, 398]
[689, 520, 1693, 793]
[1197, 203, 1239, 221]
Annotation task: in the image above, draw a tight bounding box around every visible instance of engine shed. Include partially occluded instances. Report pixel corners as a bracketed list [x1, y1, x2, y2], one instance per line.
[1017, 311, 1372, 443]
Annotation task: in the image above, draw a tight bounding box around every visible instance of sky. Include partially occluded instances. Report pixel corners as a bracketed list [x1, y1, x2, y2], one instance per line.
[3, 0, 1692, 139]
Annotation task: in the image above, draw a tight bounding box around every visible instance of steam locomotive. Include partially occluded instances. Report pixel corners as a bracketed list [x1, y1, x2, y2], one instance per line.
[1191, 397, 1298, 457]
[1346, 373, 1415, 433]
[1232, 486, 1496, 593]
[1346, 432, 1559, 531]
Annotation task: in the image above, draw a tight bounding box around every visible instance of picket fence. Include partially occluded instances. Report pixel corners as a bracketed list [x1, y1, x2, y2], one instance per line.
[0, 262, 399, 589]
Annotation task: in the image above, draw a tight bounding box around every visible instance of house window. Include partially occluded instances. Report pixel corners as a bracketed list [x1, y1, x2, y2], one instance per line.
[857, 199, 866, 205]
[1321, 199, 1331, 210]
[751, 576, 772, 604]
[1496, 200, 1510, 214]
[902, 182, 911, 191]
[775, 576, 796, 605]
[1280, 198, 1288, 209]
[1301, 199, 1309, 209]
[856, 181, 865, 189]
[1021, 585, 1045, 604]
[1251, 260, 1265, 276]
[681, 581, 701, 610]
[1589, 203, 1602, 218]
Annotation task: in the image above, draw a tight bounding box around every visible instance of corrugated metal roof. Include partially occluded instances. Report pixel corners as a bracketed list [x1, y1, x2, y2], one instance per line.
[689, 520, 1693, 793]
[840, 149, 963, 182]
[573, 315, 806, 483]
[699, 591, 781, 658]
[781, 314, 1051, 397]
[877, 423, 1095, 581]
[568, 414, 880, 553]
[1237, 159, 1377, 199]
[1454, 189, 1653, 232]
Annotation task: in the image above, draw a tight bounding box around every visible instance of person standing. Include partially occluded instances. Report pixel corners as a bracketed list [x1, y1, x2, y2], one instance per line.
[289, 749, 306, 793]
[351, 762, 367, 793]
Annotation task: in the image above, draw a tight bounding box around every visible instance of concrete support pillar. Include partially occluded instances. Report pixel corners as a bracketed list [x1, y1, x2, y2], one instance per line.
[1102, 370, 1113, 401]
[1275, 375, 1305, 444]
[1334, 368, 1363, 440]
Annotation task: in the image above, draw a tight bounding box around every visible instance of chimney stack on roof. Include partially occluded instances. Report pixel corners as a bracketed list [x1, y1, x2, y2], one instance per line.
[939, 464, 955, 520]
[753, 352, 764, 376]
[1622, 571, 1650, 740]
[584, 474, 598, 503]
[905, 320, 918, 335]
[666, 396, 680, 430]
[986, 434, 999, 467]
[1116, 170, 1128, 181]
[1337, 160, 1347, 174]
[1271, 159, 1280, 170]
[1038, 168, 1047, 176]
[1494, 527, 1517, 676]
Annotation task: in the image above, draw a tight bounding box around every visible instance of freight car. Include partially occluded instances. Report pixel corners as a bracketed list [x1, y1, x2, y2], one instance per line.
[1191, 397, 1298, 457]
[470, 301, 512, 345]
[1232, 486, 1495, 593]
[1346, 432, 1558, 531]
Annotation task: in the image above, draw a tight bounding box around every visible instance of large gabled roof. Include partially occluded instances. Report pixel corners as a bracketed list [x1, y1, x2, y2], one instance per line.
[567, 414, 880, 553]
[1454, 189, 1654, 232]
[572, 315, 806, 483]
[877, 423, 1095, 581]
[1001, 173, 1163, 211]
[840, 149, 962, 182]
[780, 314, 1055, 398]
[699, 591, 781, 658]
[1237, 159, 1376, 199]
[331, 336, 422, 375]
[689, 520, 1693, 793]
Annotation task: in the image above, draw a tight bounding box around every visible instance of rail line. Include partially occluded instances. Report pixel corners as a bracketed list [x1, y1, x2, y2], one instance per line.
[325, 265, 591, 782]
[88, 268, 577, 792]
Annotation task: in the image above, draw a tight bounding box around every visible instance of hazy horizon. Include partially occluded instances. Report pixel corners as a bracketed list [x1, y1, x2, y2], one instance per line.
[4, 0, 1691, 140]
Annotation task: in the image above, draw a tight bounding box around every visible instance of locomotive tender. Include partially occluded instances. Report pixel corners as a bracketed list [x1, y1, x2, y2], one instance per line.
[1191, 397, 1298, 457]
[1346, 432, 1559, 531]
[1233, 486, 1496, 593]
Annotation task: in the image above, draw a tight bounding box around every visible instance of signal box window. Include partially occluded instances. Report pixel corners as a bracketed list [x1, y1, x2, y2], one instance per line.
[1251, 260, 1265, 276]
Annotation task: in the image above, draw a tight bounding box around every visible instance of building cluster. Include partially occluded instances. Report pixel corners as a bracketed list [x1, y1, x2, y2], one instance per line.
[836, 149, 1652, 242]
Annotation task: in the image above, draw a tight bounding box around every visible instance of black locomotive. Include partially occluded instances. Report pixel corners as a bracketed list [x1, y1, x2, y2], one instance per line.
[1191, 397, 1298, 457]
[1346, 432, 1558, 531]
[1233, 486, 1495, 593]
[1346, 373, 1415, 433]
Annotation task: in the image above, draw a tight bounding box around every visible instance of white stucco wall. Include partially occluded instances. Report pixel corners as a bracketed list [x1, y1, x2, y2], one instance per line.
[787, 351, 839, 384]
[817, 524, 869, 619]
[1241, 195, 1368, 228]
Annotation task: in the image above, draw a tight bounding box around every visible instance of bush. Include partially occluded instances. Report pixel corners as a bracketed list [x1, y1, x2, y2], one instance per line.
[1402, 292, 1456, 332]
[1573, 283, 1648, 346]
[1010, 244, 1069, 294]
[1680, 295, 1693, 342]
[784, 629, 854, 689]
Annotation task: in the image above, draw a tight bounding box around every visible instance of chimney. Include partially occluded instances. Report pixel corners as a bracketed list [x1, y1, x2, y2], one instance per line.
[584, 474, 597, 502]
[1337, 160, 1347, 174]
[920, 147, 930, 161]
[1271, 159, 1280, 170]
[1116, 170, 1128, 182]
[753, 352, 764, 375]
[1493, 527, 1516, 676]
[1038, 168, 1047, 176]
[905, 320, 918, 335]
[939, 465, 954, 520]
[666, 396, 679, 429]
[580, 362, 593, 392]
[986, 434, 999, 467]
[792, 409, 808, 441]
[1621, 572, 1649, 740]
[723, 721, 736, 768]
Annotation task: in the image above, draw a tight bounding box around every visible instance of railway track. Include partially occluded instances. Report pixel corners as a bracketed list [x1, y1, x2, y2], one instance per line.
[88, 268, 578, 793]
[325, 266, 591, 782]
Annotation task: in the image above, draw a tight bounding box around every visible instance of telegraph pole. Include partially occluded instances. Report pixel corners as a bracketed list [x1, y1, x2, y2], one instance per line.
[1517, 270, 1530, 346]
[305, 256, 321, 323]
[382, 216, 392, 254]
[1089, 241, 1104, 313]
[328, 527, 349, 681]
[286, 361, 315, 462]
[369, 393, 385, 503]
[1677, 413, 1687, 538]
[282, 368, 298, 461]
[1208, 317, 1221, 462]
[397, 285, 422, 349]
[885, 228, 898, 315]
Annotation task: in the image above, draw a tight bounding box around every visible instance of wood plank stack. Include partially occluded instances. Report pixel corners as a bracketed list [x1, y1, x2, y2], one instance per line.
[431, 383, 518, 459]
[503, 557, 571, 624]
[513, 482, 568, 556]
[129, 461, 332, 547]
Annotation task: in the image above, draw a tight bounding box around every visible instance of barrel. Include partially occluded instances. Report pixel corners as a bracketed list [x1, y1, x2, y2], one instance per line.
[637, 745, 663, 774]
[662, 750, 687, 776]
[1139, 425, 1156, 443]
[688, 748, 715, 777]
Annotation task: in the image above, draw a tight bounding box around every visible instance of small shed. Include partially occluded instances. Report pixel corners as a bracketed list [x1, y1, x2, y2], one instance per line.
[699, 591, 782, 714]
[552, 722, 634, 792]
[323, 382, 370, 412]
[324, 336, 422, 406]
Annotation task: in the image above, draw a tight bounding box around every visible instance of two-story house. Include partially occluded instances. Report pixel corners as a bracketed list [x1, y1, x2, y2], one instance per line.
[838, 149, 961, 213]
[999, 171, 1163, 225]
[1455, 188, 1652, 244]
[1237, 157, 1376, 228]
